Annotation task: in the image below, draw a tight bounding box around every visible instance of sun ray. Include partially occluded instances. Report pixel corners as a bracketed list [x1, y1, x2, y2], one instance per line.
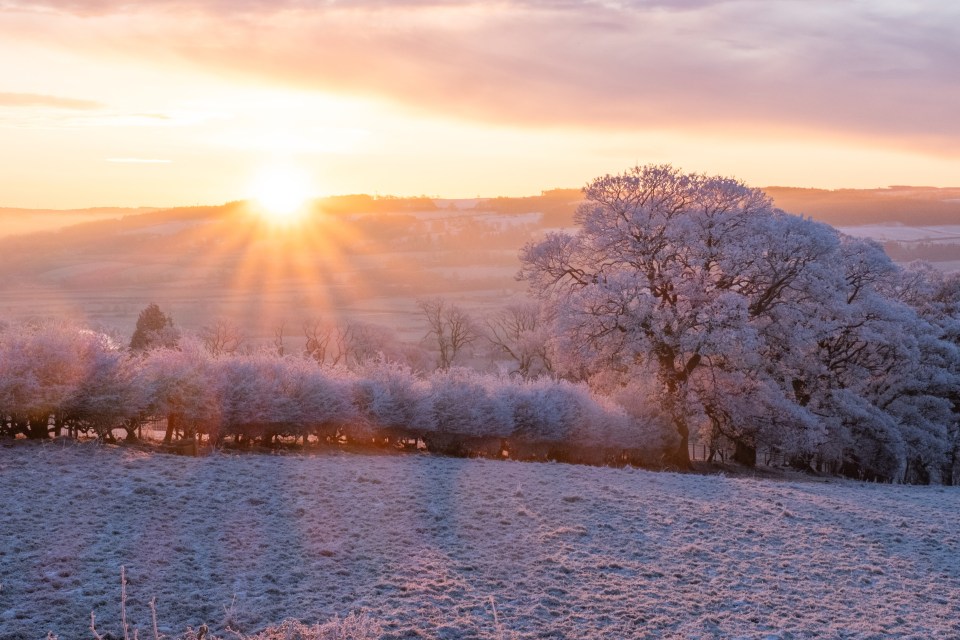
[217, 201, 372, 337]
[249, 164, 313, 227]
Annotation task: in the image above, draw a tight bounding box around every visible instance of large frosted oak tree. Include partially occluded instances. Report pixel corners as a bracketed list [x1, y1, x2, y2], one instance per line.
[519, 165, 840, 468]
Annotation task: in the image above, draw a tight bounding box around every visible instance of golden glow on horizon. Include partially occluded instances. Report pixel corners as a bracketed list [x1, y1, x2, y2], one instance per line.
[249, 165, 313, 226]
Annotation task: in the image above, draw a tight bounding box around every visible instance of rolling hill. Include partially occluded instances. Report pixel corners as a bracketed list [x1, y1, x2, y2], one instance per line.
[1, 186, 958, 343]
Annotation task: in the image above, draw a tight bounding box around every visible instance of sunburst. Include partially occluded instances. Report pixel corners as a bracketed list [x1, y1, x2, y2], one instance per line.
[249, 164, 312, 226]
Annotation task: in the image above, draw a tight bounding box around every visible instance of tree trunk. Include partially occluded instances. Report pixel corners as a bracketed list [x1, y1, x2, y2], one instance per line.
[12, 416, 28, 438]
[665, 415, 692, 469]
[790, 452, 814, 472]
[733, 440, 757, 467]
[660, 367, 692, 470]
[164, 413, 177, 444]
[26, 415, 49, 440]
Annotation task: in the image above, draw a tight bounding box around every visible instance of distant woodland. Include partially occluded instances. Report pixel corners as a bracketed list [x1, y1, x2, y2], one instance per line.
[1, 185, 959, 339]
[765, 186, 960, 226]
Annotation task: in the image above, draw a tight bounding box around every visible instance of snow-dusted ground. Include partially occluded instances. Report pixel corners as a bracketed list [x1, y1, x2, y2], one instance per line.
[2, 442, 959, 640]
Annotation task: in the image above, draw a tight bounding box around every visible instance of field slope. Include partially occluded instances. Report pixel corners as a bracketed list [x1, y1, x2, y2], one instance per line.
[1, 443, 958, 639]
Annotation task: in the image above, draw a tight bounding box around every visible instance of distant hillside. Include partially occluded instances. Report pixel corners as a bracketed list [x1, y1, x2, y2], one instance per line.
[765, 186, 960, 226]
[480, 188, 583, 227]
[2, 186, 958, 338]
[0, 206, 157, 238]
[0, 196, 558, 337]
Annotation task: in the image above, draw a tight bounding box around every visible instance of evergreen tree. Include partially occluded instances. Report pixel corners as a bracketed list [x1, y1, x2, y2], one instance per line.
[129, 303, 178, 352]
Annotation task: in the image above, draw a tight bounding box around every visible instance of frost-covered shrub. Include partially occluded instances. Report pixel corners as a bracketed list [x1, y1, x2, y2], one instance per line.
[177, 614, 382, 640]
[422, 368, 513, 438]
[210, 354, 357, 442]
[507, 377, 676, 464]
[605, 377, 678, 455]
[217, 353, 266, 434]
[64, 342, 146, 440]
[136, 338, 222, 440]
[507, 379, 572, 443]
[411, 369, 673, 463]
[353, 360, 431, 438]
[283, 357, 358, 440]
[888, 393, 954, 484]
[244, 614, 383, 640]
[0, 320, 131, 439]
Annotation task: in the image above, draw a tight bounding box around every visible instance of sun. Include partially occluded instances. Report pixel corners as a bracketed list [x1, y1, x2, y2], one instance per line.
[249, 165, 313, 225]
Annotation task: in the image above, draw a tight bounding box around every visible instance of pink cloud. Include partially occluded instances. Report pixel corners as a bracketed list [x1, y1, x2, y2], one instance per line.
[3, 1, 959, 154]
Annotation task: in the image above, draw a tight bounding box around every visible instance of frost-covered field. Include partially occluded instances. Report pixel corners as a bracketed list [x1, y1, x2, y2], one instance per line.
[2, 443, 959, 639]
[837, 224, 960, 243]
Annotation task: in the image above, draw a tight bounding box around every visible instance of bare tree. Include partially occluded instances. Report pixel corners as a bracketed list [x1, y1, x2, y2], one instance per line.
[485, 299, 553, 378]
[332, 322, 354, 366]
[304, 318, 400, 368]
[303, 318, 335, 365]
[199, 319, 246, 356]
[273, 322, 286, 357]
[342, 321, 396, 367]
[417, 297, 478, 370]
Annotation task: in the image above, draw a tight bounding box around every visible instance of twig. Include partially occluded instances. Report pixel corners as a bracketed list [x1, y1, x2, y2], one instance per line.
[121, 565, 131, 640]
[150, 597, 161, 640]
[90, 611, 104, 640]
[489, 596, 515, 640]
[489, 596, 504, 640]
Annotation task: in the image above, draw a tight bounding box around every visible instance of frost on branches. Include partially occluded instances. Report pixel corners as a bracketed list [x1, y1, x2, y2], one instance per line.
[520, 164, 960, 481]
[0, 325, 663, 466]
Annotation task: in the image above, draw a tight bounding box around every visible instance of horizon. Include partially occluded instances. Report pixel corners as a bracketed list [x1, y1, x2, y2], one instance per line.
[6, 182, 960, 213]
[2, 2, 959, 209]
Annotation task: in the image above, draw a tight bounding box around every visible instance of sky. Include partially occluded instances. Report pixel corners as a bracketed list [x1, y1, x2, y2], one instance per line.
[1, 0, 958, 208]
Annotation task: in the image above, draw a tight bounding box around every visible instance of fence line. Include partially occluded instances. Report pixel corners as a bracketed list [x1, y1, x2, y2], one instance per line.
[688, 443, 791, 467]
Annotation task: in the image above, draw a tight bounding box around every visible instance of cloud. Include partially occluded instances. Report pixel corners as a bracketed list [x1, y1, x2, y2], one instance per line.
[3, 0, 959, 154]
[0, 91, 102, 110]
[0, 0, 738, 12]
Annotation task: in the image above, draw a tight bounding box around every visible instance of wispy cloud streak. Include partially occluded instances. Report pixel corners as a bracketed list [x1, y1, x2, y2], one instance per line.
[0, 91, 102, 110]
[105, 158, 172, 163]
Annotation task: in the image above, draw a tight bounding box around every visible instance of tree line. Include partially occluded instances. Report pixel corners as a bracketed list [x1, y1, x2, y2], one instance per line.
[3, 164, 959, 484]
[0, 317, 666, 465]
